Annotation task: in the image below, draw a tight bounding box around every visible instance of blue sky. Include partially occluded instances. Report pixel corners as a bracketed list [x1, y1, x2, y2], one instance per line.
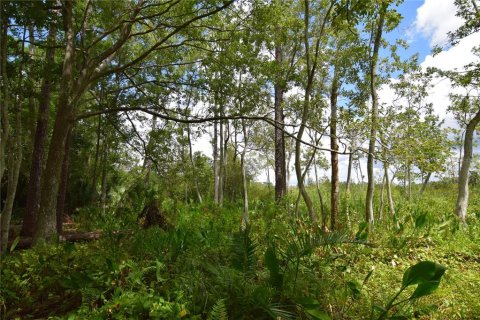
[389, 0, 431, 61]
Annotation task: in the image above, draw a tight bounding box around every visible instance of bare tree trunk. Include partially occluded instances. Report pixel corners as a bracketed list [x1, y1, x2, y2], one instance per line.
[1, 108, 22, 253]
[90, 114, 102, 200]
[56, 128, 72, 234]
[219, 117, 224, 206]
[27, 26, 37, 139]
[100, 137, 109, 214]
[419, 172, 432, 197]
[22, 25, 56, 237]
[213, 118, 219, 204]
[286, 147, 293, 192]
[330, 67, 339, 230]
[187, 123, 202, 203]
[346, 151, 353, 194]
[385, 163, 395, 217]
[407, 161, 412, 201]
[455, 109, 480, 222]
[241, 120, 249, 229]
[294, 146, 317, 220]
[0, 6, 9, 187]
[274, 43, 287, 201]
[314, 154, 327, 230]
[379, 174, 386, 220]
[365, 2, 387, 225]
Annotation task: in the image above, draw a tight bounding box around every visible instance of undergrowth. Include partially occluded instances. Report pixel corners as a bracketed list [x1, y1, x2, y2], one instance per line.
[1, 184, 479, 319]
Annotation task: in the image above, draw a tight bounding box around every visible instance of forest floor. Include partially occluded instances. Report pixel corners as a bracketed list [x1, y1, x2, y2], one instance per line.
[1, 184, 480, 319]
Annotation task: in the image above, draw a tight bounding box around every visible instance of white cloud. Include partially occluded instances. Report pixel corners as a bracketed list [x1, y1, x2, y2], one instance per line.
[415, 0, 464, 47]
[420, 32, 480, 127]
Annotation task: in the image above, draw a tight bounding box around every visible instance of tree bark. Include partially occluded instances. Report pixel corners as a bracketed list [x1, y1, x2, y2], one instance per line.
[90, 114, 102, 200]
[346, 151, 353, 194]
[365, 2, 387, 225]
[419, 172, 432, 197]
[219, 116, 224, 206]
[455, 109, 480, 222]
[34, 0, 76, 242]
[0, 109, 22, 253]
[330, 67, 339, 230]
[213, 118, 219, 204]
[385, 163, 395, 217]
[241, 120, 249, 229]
[22, 25, 56, 237]
[0, 7, 9, 185]
[379, 174, 386, 220]
[187, 123, 202, 203]
[314, 154, 327, 229]
[56, 129, 72, 234]
[100, 136, 109, 213]
[274, 43, 287, 201]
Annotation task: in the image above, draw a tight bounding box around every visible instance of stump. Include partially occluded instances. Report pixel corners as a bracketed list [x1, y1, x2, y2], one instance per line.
[139, 200, 169, 229]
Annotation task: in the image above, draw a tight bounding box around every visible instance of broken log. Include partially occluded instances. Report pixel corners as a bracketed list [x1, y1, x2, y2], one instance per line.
[7, 230, 129, 250]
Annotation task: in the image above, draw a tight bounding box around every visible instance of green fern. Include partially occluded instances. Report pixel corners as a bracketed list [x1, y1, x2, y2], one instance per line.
[231, 227, 257, 276]
[209, 299, 228, 320]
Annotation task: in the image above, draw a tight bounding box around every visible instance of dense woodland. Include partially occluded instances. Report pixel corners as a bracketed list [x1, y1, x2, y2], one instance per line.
[0, 0, 480, 319]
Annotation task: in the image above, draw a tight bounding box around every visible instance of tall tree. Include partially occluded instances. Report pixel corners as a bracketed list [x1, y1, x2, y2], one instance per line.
[365, 1, 389, 224]
[34, 0, 234, 242]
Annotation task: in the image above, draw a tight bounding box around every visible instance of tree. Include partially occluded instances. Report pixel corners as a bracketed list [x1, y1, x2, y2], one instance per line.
[432, 0, 480, 222]
[34, 0, 234, 242]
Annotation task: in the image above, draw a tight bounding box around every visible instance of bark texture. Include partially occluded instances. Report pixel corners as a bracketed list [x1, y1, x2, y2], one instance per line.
[274, 43, 287, 201]
[455, 109, 480, 222]
[22, 26, 56, 237]
[330, 67, 339, 230]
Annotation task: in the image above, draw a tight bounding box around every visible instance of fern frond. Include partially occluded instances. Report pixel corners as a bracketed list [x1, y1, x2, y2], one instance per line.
[209, 299, 228, 320]
[231, 227, 257, 275]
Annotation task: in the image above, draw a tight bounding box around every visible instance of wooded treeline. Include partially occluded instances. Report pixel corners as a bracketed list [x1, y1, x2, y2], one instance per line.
[0, 0, 479, 251]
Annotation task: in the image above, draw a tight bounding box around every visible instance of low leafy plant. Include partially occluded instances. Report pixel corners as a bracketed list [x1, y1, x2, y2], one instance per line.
[374, 261, 446, 319]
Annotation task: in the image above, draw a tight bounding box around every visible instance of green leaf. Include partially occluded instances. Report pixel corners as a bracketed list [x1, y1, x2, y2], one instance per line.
[297, 296, 320, 308]
[265, 246, 283, 289]
[410, 280, 442, 299]
[402, 261, 446, 288]
[304, 308, 331, 320]
[9, 236, 20, 253]
[414, 214, 427, 229]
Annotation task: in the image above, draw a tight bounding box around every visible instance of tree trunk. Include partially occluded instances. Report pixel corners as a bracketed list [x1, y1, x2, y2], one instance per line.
[407, 161, 412, 201]
[330, 67, 339, 230]
[213, 118, 219, 204]
[219, 117, 224, 206]
[419, 172, 432, 197]
[0, 109, 22, 253]
[187, 123, 202, 203]
[314, 154, 327, 230]
[385, 163, 395, 217]
[34, 0, 75, 242]
[295, 0, 318, 224]
[365, 3, 387, 225]
[455, 109, 480, 222]
[90, 114, 102, 200]
[379, 174, 386, 220]
[346, 151, 353, 194]
[274, 43, 287, 201]
[22, 25, 56, 237]
[27, 26, 37, 139]
[100, 137, 109, 214]
[241, 120, 249, 229]
[56, 129, 72, 234]
[0, 7, 9, 185]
